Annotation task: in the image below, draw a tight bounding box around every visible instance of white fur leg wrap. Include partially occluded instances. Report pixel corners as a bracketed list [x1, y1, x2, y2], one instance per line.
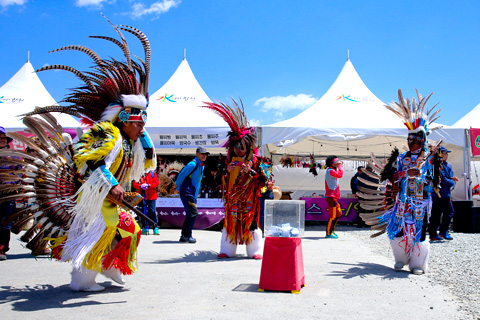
[219, 229, 237, 257]
[70, 267, 99, 291]
[246, 229, 263, 258]
[390, 237, 410, 266]
[409, 240, 430, 272]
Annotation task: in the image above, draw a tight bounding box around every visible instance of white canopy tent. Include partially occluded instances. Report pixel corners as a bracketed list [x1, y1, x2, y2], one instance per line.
[452, 102, 480, 129]
[0, 60, 79, 130]
[261, 59, 467, 199]
[452, 102, 480, 201]
[146, 58, 229, 153]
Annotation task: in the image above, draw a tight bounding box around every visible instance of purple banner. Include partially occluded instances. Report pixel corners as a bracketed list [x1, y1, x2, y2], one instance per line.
[155, 198, 224, 229]
[300, 197, 359, 222]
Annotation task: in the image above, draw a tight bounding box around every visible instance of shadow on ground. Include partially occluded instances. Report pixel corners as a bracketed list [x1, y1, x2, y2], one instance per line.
[326, 261, 411, 279]
[0, 283, 126, 311]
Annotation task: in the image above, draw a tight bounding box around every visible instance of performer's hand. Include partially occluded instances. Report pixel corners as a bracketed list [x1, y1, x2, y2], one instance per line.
[140, 183, 149, 190]
[227, 162, 237, 172]
[110, 184, 125, 203]
[452, 176, 459, 182]
[429, 145, 439, 154]
[242, 160, 252, 173]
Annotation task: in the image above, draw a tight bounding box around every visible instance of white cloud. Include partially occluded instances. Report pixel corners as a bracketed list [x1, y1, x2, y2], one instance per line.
[249, 119, 261, 126]
[0, 0, 27, 7]
[131, 0, 180, 18]
[254, 94, 318, 113]
[74, 0, 109, 7]
[273, 111, 284, 123]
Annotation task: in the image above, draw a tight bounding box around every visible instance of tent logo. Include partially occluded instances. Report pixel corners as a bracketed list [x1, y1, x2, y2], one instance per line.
[0, 96, 24, 104]
[157, 94, 176, 102]
[336, 94, 357, 102]
[475, 135, 480, 149]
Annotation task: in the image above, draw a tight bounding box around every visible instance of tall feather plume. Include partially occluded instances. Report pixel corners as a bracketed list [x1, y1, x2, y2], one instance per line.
[36, 64, 97, 93]
[100, 12, 132, 70]
[23, 14, 150, 124]
[385, 88, 441, 134]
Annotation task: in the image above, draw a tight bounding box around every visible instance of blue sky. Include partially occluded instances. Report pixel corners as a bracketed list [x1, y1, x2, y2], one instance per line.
[1, 0, 479, 126]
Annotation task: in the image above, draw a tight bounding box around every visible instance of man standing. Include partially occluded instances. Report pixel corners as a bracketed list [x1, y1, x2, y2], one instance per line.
[350, 166, 363, 197]
[0, 126, 15, 261]
[325, 155, 344, 238]
[176, 146, 209, 243]
[133, 170, 160, 235]
[429, 146, 458, 241]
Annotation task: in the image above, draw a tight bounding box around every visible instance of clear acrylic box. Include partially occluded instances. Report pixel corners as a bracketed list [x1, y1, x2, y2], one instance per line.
[264, 200, 305, 237]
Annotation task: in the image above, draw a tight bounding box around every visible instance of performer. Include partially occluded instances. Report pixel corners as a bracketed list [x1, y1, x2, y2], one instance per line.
[202, 100, 268, 259]
[358, 89, 441, 275]
[0, 20, 155, 291]
[324, 155, 343, 238]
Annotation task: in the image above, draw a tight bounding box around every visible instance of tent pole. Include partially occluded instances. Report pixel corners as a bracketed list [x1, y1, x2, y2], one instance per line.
[465, 128, 472, 200]
[257, 126, 264, 156]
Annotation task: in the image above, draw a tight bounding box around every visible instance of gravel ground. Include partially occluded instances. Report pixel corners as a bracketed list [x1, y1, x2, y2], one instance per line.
[307, 224, 480, 319]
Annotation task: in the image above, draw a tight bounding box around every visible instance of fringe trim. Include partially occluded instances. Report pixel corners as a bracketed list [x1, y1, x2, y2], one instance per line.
[71, 168, 113, 232]
[102, 232, 140, 275]
[61, 213, 106, 269]
[83, 226, 116, 272]
[47, 235, 67, 260]
[128, 139, 146, 183]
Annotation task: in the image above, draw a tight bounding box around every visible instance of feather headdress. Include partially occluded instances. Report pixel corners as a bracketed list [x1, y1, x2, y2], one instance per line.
[201, 99, 257, 158]
[385, 89, 442, 135]
[23, 15, 151, 127]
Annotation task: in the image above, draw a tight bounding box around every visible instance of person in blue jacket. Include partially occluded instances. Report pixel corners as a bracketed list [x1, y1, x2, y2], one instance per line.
[176, 146, 209, 243]
[429, 146, 459, 241]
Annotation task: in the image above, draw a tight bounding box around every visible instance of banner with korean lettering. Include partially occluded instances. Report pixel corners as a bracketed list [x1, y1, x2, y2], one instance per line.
[147, 127, 230, 149]
[470, 128, 480, 156]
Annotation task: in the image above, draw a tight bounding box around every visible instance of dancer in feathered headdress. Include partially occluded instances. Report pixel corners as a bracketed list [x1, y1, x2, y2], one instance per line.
[202, 99, 268, 259]
[1, 16, 156, 291]
[358, 89, 441, 275]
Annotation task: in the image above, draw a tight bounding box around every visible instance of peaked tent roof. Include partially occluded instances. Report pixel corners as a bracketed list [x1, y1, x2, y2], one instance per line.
[147, 58, 227, 127]
[0, 61, 79, 130]
[452, 102, 480, 128]
[268, 59, 402, 129]
[146, 58, 228, 150]
[262, 59, 464, 155]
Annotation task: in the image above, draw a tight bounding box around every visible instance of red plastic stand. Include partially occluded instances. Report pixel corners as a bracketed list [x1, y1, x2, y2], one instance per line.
[258, 237, 305, 293]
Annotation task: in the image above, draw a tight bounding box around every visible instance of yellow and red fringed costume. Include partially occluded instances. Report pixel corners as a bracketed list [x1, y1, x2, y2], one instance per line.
[223, 154, 266, 245]
[202, 99, 267, 259]
[0, 18, 157, 291]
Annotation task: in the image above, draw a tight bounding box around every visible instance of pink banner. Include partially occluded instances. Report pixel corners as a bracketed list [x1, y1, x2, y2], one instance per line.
[300, 197, 359, 222]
